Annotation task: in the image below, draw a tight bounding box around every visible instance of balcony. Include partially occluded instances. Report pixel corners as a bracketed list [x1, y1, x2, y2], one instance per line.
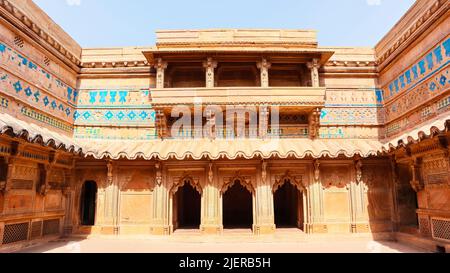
[150, 86, 326, 107]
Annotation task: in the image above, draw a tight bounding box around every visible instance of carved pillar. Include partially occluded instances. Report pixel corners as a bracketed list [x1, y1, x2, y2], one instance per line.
[259, 106, 269, 139]
[306, 160, 321, 234]
[62, 168, 74, 236]
[410, 158, 424, 193]
[203, 57, 218, 88]
[155, 110, 168, 139]
[309, 108, 321, 139]
[349, 159, 363, 233]
[307, 58, 320, 87]
[200, 162, 222, 234]
[254, 161, 275, 235]
[257, 58, 271, 88]
[103, 160, 120, 235]
[389, 158, 400, 232]
[206, 110, 216, 140]
[151, 161, 170, 235]
[154, 58, 168, 89]
[38, 164, 50, 196]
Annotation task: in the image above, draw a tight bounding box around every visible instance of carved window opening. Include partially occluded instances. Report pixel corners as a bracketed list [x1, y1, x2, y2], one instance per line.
[269, 63, 308, 87]
[172, 180, 201, 231]
[273, 179, 304, 230]
[80, 181, 97, 226]
[167, 63, 206, 88]
[217, 63, 259, 87]
[223, 180, 253, 230]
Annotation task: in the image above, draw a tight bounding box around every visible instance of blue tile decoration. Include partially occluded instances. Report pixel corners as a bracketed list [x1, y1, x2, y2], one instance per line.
[0, 42, 78, 106]
[384, 37, 450, 101]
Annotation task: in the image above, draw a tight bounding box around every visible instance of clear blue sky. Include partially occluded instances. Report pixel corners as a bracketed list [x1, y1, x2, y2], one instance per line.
[33, 0, 416, 48]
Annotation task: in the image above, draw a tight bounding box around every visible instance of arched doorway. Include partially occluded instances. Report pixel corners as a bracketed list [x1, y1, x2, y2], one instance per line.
[80, 181, 97, 226]
[173, 182, 201, 230]
[274, 180, 304, 229]
[223, 181, 253, 229]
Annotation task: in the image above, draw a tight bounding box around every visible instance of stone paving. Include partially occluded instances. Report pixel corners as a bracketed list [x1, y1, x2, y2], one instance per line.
[16, 230, 427, 253]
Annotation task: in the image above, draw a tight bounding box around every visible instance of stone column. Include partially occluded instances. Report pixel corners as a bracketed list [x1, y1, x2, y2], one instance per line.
[257, 58, 271, 88]
[62, 168, 75, 236]
[307, 160, 324, 234]
[200, 162, 223, 234]
[203, 57, 218, 88]
[155, 58, 168, 89]
[150, 161, 170, 235]
[103, 161, 120, 235]
[307, 59, 320, 87]
[253, 161, 275, 235]
[259, 106, 269, 139]
[389, 158, 400, 232]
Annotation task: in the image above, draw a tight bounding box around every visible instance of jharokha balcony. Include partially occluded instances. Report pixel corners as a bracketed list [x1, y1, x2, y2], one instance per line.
[144, 30, 332, 140]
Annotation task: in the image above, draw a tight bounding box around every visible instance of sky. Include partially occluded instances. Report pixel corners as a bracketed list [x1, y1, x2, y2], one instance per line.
[33, 0, 416, 48]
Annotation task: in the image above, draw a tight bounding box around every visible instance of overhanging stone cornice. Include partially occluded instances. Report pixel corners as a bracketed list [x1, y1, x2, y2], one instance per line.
[0, 0, 82, 71]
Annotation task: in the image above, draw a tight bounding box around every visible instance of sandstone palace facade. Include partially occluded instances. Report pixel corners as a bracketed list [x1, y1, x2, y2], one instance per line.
[0, 0, 449, 252]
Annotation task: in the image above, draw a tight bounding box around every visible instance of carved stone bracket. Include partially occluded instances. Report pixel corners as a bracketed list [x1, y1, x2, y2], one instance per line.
[154, 58, 168, 89]
[203, 57, 218, 88]
[257, 58, 272, 88]
[261, 161, 268, 183]
[107, 160, 114, 186]
[155, 110, 167, 139]
[208, 162, 214, 184]
[155, 162, 163, 187]
[314, 160, 320, 182]
[307, 58, 321, 87]
[309, 108, 321, 139]
[355, 159, 363, 185]
[272, 170, 305, 193]
[410, 158, 424, 192]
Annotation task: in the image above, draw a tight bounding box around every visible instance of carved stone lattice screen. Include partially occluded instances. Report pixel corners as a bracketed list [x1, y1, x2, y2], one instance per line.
[418, 216, 432, 237]
[432, 218, 450, 242]
[30, 221, 43, 240]
[2, 223, 29, 245]
[43, 219, 60, 236]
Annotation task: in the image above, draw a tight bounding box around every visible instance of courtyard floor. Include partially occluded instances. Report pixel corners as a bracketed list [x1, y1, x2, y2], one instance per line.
[15, 229, 427, 253]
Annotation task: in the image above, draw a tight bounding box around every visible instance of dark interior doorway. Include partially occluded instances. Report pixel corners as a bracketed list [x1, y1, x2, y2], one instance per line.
[274, 181, 303, 229]
[174, 183, 201, 229]
[80, 181, 97, 226]
[223, 181, 253, 229]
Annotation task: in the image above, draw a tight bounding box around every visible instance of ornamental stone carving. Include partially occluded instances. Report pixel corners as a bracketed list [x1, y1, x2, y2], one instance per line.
[155, 162, 163, 186]
[272, 170, 305, 193]
[203, 57, 218, 88]
[355, 160, 363, 185]
[171, 172, 202, 195]
[222, 171, 253, 194]
[410, 158, 424, 192]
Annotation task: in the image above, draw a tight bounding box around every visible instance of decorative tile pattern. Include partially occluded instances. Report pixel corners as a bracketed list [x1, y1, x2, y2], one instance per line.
[383, 37, 450, 102]
[0, 42, 77, 105]
[74, 109, 156, 125]
[0, 69, 74, 123]
[385, 68, 449, 123]
[74, 126, 157, 140]
[319, 126, 380, 139]
[320, 108, 383, 125]
[325, 89, 383, 107]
